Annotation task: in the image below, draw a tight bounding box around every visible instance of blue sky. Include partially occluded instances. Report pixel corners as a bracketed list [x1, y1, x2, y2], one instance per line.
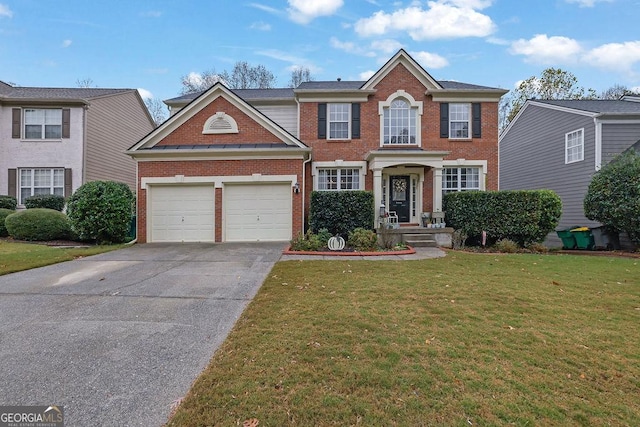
[1, 0, 639, 104]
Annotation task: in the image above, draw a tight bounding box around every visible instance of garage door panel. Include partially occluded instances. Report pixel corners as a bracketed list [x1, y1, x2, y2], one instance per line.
[150, 185, 215, 243]
[224, 184, 292, 242]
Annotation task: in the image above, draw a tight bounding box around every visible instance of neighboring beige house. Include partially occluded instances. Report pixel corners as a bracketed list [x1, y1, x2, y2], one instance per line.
[0, 81, 155, 206]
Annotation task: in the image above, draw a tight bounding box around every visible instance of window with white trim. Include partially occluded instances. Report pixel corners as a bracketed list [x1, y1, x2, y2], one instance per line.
[565, 128, 584, 163]
[383, 98, 416, 144]
[317, 168, 360, 190]
[328, 103, 350, 139]
[24, 109, 62, 139]
[442, 167, 480, 194]
[449, 103, 471, 139]
[19, 168, 65, 205]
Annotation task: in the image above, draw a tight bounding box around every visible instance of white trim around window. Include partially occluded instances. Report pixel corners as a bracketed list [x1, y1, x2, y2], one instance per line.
[312, 161, 367, 191]
[449, 103, 471, 139]
[24, 108, 63, 140]
[565, 128, 584, 164]
[327, 103, 350, 140]
[19, 168, 65, 205]
[441, 159, 487, 194]
[379, 90, 423, 147]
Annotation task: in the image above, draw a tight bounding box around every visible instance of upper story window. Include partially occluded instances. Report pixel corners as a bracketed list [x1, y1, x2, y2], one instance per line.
[19, 168, 65, 205]
[328, 104, 350, 139]
[379, 91, 422, 147]
[317, 168, 361, 191]
[24, 109, 62, 139]
[565, 128, 584, 164]
[442, 167, 480, 194]
[449, 103, 471, 139]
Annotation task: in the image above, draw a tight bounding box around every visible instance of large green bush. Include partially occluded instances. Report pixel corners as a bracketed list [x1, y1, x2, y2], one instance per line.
[444, 190, 562, 246]
[24, 194, 66, 211]
[309, 191, 374, 238]
[0, 208, 15, 237]
[66, 181, 134, 244]
[4, 208, 71, 241]
[0, 195, 17, 210]
[584, 150, 640, 245]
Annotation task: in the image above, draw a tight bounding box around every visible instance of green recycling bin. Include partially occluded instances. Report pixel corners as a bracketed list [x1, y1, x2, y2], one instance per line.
[556, 228, 577, 249]
[570, 227, 594, 250]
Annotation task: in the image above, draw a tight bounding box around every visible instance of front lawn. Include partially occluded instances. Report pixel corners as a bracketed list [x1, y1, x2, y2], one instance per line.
[167, 252, 639, 426]
[0, 240, 124, 275]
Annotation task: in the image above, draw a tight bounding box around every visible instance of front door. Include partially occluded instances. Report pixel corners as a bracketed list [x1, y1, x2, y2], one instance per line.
[390, 175, 410, 222]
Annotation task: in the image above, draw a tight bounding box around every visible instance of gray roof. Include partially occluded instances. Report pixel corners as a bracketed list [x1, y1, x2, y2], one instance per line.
[533, 99, 640, 114]
[438, 80, 505, 91]
[296, 80, 365, 90]
[167, 87, 295, 104]
[0, 81, 134, 102]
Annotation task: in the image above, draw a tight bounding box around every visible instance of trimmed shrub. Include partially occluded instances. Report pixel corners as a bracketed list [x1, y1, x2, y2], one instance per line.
[290, 230, 323, 251]
[444, 190, 562, 246]
[584, 150, 640, 245]
[309, 191, 374, 238]
[24, 194, 66, 211]
[4, 208, 70, 241]
[66, 181, 134, 244]
[348, 227, 378, 251]
[0, 195, 17, 210]
[0, 208, 15, 237]
[494, 238, 520, 253]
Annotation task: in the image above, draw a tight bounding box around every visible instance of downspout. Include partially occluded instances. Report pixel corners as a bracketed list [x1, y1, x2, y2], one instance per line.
[593, 115, 602, 171]
[302, 153, 312, 233]
[82, 105, 88, 185]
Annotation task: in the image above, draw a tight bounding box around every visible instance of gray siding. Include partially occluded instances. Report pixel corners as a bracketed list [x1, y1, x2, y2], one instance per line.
[601, 122, 640, 164]
[253, 104, 298, 137]
[500, 104, 598, 229]
[85, 91, 155, 190]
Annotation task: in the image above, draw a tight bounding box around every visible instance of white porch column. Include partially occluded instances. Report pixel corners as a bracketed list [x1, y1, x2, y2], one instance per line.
[373, 168, 383, 225]
[433, 166, 443, 212]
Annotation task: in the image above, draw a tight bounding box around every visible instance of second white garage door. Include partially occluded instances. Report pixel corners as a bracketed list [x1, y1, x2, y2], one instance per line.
[224, 183, 292, 241]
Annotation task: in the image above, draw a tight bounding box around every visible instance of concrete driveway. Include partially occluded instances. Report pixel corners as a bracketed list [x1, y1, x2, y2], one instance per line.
[0, 242, 285, 426]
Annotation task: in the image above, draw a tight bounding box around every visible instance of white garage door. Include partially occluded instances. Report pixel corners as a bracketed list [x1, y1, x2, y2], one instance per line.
[150, 185, 215, 242]
[224, 183, 292, 242]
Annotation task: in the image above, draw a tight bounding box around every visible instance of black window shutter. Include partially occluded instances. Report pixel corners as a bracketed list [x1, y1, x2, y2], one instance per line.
[440, 103, 449, 138]
[472, 103, 481, 138]
[351, 103, 360, 139]
[62, 108, 71, 138]
[8, 169, 17, 198]
[318, 103, 327, 139]
[12, 108, 21, 139]
[64, 169, 72, 198]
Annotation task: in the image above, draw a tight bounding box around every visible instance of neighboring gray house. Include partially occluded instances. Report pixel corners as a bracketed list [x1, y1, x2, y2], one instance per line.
[499, 95, 640, 244]
[0, 81, 155, 205]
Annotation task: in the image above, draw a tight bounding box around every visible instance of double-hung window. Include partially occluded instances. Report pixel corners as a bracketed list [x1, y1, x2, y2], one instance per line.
[317, 168, 360, 191]
[19, 168, 65, 205]
[24, 109, 63, 139]
[565, 128, 584, 163]
[383, 98, 416, 145]
[328, 103, 350, 139]
[442, 167, 480, 194]
[449, 104, 471, 139]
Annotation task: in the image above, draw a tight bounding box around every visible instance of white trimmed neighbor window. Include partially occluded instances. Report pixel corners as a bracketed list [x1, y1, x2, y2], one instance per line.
[24, 109, 62, 139]
[328, 103, 350, 139]
[565, 128, 584, 163]
[442, 167, 480, 194]
[449, 103, 471, 139]
[19, 168, 65, 204]
[317, 168, 360, 190]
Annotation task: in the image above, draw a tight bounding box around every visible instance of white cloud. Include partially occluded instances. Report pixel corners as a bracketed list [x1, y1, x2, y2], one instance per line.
[249, 3, 281, 14]
[250, 21, 271, 31]
[359, 70, 376, 80]
[370, 39, 403, 54]
[287, 0, 344, 24]
[137, 88, 153, 100]
[141, 10, 162, 17]
[509, 34, 582, 64]
[330, 37, 376, 57]
[184, 72, 205, 88]
[61, 39, 72, 48]
[354, 1, 495, 40]
[630, 86, 640, 93]
[565, 0, 613, 7]
[582, 41, 640, 72]
[0, 3, 12, 17]
[411, 50, 449, 69]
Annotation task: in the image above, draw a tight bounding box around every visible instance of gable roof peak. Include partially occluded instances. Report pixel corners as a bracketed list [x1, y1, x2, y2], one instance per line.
[361, 49, 443, 91]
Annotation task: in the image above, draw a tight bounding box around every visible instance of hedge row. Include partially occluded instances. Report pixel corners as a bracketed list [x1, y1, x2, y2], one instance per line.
[0, 195, 17, 210]
[4, 208, 71, 241]
[309, 191, 374, 238]
[24, 194, 66, 211]
[444, 190, 562, 246]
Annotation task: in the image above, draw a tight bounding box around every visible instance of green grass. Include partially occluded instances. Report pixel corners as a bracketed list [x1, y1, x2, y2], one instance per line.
[167, 252, 640, 426]
[0, 240, 124, 275]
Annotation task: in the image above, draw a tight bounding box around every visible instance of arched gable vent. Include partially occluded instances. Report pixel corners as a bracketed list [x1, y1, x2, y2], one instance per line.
[203, 112, 239, 134]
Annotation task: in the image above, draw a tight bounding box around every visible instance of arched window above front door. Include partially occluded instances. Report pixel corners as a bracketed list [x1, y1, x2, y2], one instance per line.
[379, 90, 423, 147]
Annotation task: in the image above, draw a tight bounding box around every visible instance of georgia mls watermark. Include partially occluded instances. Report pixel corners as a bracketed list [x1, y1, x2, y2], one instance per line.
[0, 406, 64, 427]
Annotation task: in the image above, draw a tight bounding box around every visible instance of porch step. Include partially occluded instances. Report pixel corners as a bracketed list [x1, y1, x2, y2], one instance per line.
[402, 233, 438, 248]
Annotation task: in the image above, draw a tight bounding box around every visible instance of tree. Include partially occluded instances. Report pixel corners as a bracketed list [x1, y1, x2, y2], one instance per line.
[600, 84, 630, 100]
[584, 150, 640, 245]
[180, 61, 276, 94]
[500, 68, 597, 131]
[76, 78, 95, 88]
[289, 66, 314, 88]
[144, 98, 167, 126]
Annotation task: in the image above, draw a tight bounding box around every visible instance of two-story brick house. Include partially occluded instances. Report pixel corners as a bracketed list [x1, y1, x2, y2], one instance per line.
[127, 50, 507, 243]
[0, 81, 155, 205]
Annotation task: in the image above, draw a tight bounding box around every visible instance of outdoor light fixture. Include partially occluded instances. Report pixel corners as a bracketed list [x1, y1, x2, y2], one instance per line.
[293, 182, 300, 194]
[379, 203, 386, 217]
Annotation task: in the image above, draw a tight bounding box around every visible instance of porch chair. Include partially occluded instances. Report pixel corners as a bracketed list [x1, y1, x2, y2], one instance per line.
[431, 211, 445, 227]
